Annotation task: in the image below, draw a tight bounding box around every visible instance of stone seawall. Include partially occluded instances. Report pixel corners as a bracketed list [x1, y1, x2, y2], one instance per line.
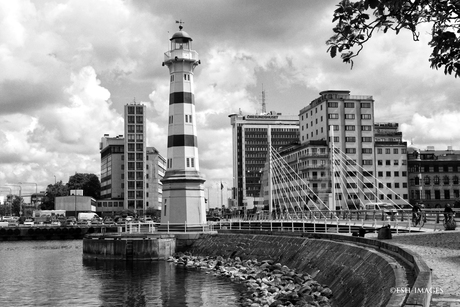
[83, 234, 176, 261]
[182, 232, 410, 307]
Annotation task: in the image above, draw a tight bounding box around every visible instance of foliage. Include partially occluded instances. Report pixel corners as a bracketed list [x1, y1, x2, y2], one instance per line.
[42, 181, 68, 210]
[67, 173, 101, 199]
[11, 195, 22, 216]
[327, 0, 460, 77]
[146, 207, 161, 217]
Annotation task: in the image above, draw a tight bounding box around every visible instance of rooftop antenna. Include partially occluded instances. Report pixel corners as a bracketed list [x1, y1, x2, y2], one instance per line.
[261, 84, 266, 114]
[176, 19, 184, 30]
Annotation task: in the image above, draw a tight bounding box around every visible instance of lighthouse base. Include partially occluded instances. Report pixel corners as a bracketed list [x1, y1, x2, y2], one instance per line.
[161, 171, 206, 226]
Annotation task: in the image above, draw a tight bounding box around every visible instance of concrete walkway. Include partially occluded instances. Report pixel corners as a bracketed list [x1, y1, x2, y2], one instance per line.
[379, 230, 460, 307]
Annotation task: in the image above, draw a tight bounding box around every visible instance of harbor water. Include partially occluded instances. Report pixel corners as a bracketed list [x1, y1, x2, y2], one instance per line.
[0, 240, 244, 307]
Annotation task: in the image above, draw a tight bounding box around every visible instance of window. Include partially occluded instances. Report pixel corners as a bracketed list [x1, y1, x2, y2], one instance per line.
[443, 176, 450, 185]
[128, 125, 135, 133]
[128, 116, 135, 123]
[360, 102, 371, 108]
[454, 176, 459, 185]
[378, 160, 383, 165]
[345, 125, 355, 131]
[434, 176, 440, 185]
[394, 171, 399, 177]
[344, 114, 355, 119]
[424, 176, 431, 185]
[393, 148, 399, 154]
[136, 125, 143, 133]
[136, 116, 143, 123]
[362, 137, 372, 142]
[345, 137, 356, 142]
[385, 148, 391, 154]
[344, 102, 354, 108]
[386, 171, 391, 177]
[136, 106, 143, 114]
[127, 106, 135, 114]
[362, 148, 372, 154]
[361, 114, 371, 119]
[327, 102, 338, 108]
[328, 113, 339, 119]
[377, 148, 382, 154]
[378, 171, 383, 177]
[362, 160, 373, 165]
[361, 125, 372, 131]
[346, 148, 356, 154]
[386, 160, 391, 165]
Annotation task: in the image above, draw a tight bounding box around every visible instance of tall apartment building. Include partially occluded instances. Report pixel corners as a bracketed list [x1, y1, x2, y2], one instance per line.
[146, 147, 166, 211]
[99, 134, 125, 214]
[299, 90, 375, 208]
[124, 103, 146, 215]
[229, 111, 299, 212]
[408, 146, 460, 208]
[374, 123, 409, 207]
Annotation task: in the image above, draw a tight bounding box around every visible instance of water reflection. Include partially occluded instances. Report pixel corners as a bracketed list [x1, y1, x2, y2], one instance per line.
[0, 240, 243, 307]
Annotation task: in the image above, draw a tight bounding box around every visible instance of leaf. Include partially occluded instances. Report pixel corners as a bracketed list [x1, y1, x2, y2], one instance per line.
[330, 45, 338, 58]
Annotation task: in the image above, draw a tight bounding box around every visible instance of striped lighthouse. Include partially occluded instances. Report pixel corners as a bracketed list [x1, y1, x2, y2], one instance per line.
[161, 23, 206, 226]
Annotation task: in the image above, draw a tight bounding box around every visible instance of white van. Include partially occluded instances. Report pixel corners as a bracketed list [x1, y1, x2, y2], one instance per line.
[77, 212, 100, 221]
[363, 202, 398, 216]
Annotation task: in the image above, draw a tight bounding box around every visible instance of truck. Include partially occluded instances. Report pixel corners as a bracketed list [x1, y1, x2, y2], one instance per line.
[77, 212, 100, 221]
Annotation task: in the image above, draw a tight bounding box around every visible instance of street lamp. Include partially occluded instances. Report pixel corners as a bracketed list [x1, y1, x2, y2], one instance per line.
[18, 182, 38, 194]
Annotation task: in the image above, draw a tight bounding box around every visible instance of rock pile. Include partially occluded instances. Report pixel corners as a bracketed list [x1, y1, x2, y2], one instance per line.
[168, 253, 333, 307]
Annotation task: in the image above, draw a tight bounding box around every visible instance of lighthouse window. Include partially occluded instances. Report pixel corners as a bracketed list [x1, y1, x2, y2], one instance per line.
[171, 75, 174, 82]
[185, 115, 193, 123]
[169, 116, 173, 124]
[191, 158, 194, 167]
[186, 158, 190, 167]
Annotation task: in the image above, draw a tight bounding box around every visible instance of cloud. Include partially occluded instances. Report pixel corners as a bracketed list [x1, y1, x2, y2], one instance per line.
[401, 112, 460, 150]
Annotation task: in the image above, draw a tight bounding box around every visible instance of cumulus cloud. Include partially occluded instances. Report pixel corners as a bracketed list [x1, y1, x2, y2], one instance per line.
[0, 0, 458, 198]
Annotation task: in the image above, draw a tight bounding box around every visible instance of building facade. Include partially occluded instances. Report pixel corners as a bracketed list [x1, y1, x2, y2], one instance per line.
[408, 146, 460, 208]
[146, 147, 166, 211]
[124, 103, 147, 216]
[229, 111, 299, 212]
[259, 90, 410, 211]
[374, 123, 409, 207]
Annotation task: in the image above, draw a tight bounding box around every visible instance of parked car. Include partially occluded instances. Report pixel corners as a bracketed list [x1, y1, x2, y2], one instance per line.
[77, 220, 90, 226]
[23, 218, 35, 226]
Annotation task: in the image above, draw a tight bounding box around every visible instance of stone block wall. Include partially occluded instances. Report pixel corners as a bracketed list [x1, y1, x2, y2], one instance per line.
[184, 232, 398, 307]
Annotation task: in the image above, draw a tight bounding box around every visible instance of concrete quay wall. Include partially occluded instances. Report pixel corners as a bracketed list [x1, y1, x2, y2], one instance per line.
[181, 230, 431, 307]
[83, 234, 176, 261]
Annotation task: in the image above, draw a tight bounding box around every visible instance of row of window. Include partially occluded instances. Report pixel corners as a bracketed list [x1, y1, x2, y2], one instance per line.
[127, 116, 144, 124]
[377, 159, 407, 166]
[327, 102, 371, 108]
[409, 165, 460, 173]
[412, 189, 460, 200]
[168, 114, 193, 124]
[170, 74, 192, 82]
[127, 125, 143, 133]
[412, 175, 460, 185]
[166, 157, 196, 168]
[127, 134, 144, 142]
[127, 106, 144, 115]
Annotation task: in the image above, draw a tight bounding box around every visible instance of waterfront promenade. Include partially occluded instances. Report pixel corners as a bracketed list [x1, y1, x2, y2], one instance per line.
[367, 230, 460, 307]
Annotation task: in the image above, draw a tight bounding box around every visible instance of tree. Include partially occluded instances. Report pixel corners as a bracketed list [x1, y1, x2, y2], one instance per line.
[327, 0, 460, 77]
[11, 195, 22, 216]
[42, 181, 68, 210]
[67, 173, 101, 199]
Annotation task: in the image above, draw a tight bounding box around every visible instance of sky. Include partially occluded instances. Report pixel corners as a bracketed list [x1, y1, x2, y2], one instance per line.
[1, 0, 459, 206]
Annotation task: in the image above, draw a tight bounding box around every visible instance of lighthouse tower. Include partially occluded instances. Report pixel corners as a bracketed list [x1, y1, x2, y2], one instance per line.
[161, 24, 206, 226]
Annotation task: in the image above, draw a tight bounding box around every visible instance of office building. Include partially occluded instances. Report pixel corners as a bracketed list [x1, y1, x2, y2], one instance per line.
[229, 111, 299, 212]
[124, 102, 147, 215]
